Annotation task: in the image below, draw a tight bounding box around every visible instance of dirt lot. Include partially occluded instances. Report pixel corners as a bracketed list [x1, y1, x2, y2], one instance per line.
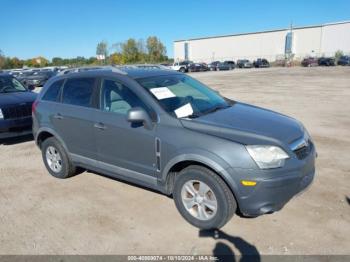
[0, 67, 349, 256]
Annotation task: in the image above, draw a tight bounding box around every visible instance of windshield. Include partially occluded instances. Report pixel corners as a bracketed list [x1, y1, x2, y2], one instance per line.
[0, 77, 27, 93]
[137, 74, 230, 118]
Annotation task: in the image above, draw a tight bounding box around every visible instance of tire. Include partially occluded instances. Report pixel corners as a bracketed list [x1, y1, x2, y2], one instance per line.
[179, 67, 186, 73]
[173, 165, 236, 229]
[41, 137, 77, 179]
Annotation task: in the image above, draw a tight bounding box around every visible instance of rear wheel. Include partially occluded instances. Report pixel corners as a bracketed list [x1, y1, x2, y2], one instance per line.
[173, 165, 236, 229]
[41, 137, 77, 179]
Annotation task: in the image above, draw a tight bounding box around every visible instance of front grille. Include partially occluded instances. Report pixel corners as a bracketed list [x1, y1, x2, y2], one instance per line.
[2, 104, 32, 120]
[294, 140, 313, 160]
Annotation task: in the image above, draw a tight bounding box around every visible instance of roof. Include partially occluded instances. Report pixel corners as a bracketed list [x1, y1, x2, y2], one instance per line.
[174, 20, 350, 42]
[55, 65, 180, 80]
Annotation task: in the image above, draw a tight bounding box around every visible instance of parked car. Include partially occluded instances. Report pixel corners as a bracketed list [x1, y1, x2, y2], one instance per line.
[224, 61, 235, 69]
[337, 56, 350, 66]
[21, 70, 56, 88]
[253, 58, 270, 68]
[0, 73, 37, 139]
[236, 59, 253, 68]
[215, 61, 234, 71]
[33, 66, 316, 229]
[318, 57, 335, 66]
[301, 57, 318, 67]
[170, 61, 192, 73]
[208, 61, 234, 71]
[188, 63, 208, 72]
[208, 61, 221, 71]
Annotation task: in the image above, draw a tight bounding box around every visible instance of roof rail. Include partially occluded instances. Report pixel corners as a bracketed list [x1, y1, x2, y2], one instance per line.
[118, 64, 171, 70]
[56, 66, 127, 76]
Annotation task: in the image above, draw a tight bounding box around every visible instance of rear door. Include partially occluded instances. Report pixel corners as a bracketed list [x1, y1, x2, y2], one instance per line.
[94, 78, 157, 177]
[51, 77, 98, 159]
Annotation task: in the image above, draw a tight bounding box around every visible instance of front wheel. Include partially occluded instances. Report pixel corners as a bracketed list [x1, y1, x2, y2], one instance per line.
[179, 67, 186, 73]
[173, 166, 237, 229]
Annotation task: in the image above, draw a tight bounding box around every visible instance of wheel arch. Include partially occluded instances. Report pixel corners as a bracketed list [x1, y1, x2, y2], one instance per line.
[161, 153, 241, 210]
[35, 127, 68, 152]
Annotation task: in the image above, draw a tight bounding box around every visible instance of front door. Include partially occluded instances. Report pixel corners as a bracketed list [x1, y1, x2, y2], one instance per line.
[94, 78, 157, 179]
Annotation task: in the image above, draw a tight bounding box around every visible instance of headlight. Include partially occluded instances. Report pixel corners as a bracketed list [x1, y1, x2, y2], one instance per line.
[0, 109, 3, 119]
[246, 145, 289, 169]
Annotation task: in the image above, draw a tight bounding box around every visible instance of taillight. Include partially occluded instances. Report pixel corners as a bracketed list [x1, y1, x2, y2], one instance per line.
[32, 100, 39, 113]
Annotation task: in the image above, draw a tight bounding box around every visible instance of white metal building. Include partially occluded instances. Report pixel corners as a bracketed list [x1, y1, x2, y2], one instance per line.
[173, 21, 350, 63]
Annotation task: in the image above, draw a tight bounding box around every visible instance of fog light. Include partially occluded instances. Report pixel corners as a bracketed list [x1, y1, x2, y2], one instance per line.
[241, 180, 257, 186]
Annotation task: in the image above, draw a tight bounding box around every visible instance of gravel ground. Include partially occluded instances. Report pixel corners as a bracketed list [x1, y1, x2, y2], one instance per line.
[0, 66, 349, 256]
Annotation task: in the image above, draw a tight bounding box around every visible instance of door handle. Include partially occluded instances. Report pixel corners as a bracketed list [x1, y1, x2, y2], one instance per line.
[53, 113, 63, 120]
[94, 122, 106, 130]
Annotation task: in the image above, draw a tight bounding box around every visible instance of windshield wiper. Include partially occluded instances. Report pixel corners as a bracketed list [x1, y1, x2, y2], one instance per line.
[186, 113, 202, 119]
[202, 104, 230, 115]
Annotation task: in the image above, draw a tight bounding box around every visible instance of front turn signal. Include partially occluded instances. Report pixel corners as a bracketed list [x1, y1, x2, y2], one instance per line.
[241, 180, 257, 186]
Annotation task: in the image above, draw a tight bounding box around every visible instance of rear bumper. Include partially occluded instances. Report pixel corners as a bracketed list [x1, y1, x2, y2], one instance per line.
[0, 117, 33, 139]
[229, 146, 316, 216]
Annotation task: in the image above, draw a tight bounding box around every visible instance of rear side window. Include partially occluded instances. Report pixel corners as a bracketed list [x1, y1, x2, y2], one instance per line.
[62, 78, 95, 107]
[42, 80, 64, 102]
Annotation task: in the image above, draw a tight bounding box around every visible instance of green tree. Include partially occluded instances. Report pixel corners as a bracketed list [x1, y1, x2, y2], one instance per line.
[96, 41, 108, 58]
[24, 56, 49, 68]
[335, 50, 344, 62]
[121, 38, 140, 63]
[9, 57, 23, 68]
[52, 57, 64, 66]
[146, 36, 167, 63]
[109, 53, 125, 65]
[0, 49, 5, 69]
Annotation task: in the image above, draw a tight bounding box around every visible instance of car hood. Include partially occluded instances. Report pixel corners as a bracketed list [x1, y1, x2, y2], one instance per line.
[180, 102, 304, 146]
[0, 91, 37, 107]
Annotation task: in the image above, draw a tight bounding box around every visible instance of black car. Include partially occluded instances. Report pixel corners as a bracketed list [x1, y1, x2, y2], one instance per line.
[223, 61, 235, 69]
[0, 74, 37, 139]
[208, 61, 221, 71]
[21, 70, 56, 88]
[253, 58, 270, 68]
[188, 63, 208, 72]
[318, 57, 335, 66]
[337, 56, 350, 66]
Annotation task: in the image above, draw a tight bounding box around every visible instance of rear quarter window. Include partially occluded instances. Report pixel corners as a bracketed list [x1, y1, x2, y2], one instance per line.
[42, 80, 64, 102]
[62, 78, 95, 107]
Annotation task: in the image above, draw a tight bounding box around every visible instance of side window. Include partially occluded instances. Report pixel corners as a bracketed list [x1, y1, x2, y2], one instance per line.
[101, 79, 148, 115]
[62, 78, 95, 107]
[42, 80, 64, 102]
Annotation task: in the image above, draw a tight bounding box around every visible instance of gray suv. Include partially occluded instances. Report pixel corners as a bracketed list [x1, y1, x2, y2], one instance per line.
[33, 66, 316, 229]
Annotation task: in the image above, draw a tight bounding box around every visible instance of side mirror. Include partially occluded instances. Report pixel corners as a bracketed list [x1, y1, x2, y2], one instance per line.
[127, 107, 153, 129]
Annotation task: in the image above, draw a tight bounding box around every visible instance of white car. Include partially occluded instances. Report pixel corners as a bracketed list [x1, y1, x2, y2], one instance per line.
[170, 61, 192, 73]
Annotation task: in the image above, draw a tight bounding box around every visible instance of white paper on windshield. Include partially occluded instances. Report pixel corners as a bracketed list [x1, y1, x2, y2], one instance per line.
[174, 103, 193, 118]
[150, 87, 175, 100]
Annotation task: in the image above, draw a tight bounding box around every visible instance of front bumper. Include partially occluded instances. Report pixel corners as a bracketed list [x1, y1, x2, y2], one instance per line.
[0, 117, 33, 139]
[228, 145, 316, 216]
